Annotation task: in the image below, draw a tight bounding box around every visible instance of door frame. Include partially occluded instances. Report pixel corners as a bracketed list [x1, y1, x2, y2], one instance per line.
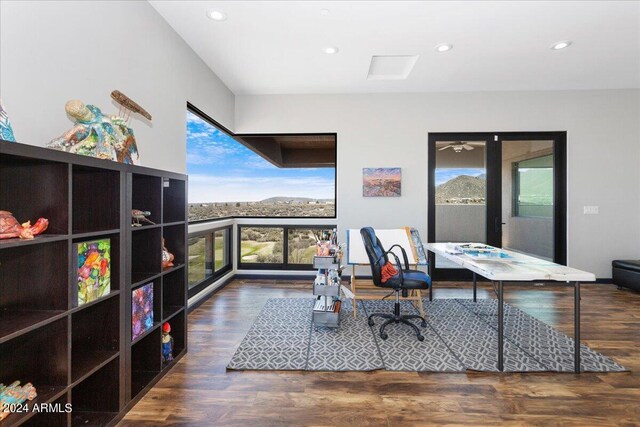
[428, 131, 567, 281]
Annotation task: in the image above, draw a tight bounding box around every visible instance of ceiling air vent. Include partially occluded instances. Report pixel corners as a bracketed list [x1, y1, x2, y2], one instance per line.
[367, 55, 419, 80]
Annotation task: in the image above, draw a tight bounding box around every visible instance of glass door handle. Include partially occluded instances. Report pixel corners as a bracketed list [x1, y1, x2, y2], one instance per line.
[495, 218, 506, 232]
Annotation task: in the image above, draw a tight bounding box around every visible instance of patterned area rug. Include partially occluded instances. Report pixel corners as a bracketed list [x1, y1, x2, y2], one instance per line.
[227, 298, 626, 373]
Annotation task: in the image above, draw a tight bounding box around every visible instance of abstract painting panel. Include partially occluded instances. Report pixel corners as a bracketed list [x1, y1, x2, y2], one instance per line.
[363, 168, 401, 197]
[132, 283, 154, 341]
[76, 238, 111, 306]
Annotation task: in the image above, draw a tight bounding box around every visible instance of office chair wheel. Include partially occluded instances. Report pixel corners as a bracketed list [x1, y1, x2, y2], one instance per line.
[380, 332, 388, 340]
[421, 320, 427, 327]
[417, 334, 424, 342]
[368, 318, 375, 327]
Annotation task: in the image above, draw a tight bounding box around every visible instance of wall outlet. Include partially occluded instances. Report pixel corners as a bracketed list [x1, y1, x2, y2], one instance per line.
[583, 206, 599, 215]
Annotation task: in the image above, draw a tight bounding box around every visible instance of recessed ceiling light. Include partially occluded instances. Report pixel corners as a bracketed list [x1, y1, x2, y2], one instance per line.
[551, 41, 572, 50]
[323, 46, 339, 54]
[320, 8, 330, 16]
[207, 9, 227, 21]
[435, 43, 453, 53]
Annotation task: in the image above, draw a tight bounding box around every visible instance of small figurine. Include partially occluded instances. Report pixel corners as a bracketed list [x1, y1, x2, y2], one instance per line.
[0, 211, 48, 240]
[161, 322, 174, 364]
[0, 381, 37, 421]
[162, 238, 175, 269]
[131, 209, 155, 227]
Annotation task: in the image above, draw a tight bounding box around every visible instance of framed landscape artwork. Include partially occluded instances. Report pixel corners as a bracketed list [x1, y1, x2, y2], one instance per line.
[363, 168, 401, 197]
[75, 238, 111, 306]
[132, 283, 154, 341]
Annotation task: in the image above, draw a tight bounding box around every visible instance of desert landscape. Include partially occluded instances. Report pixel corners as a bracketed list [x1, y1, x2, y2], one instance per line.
[189, 197, 335, 220]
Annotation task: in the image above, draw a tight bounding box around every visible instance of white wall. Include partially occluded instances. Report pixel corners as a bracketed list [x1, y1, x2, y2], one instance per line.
[0, 0, 234, 173]
[235, 90, 640, 278]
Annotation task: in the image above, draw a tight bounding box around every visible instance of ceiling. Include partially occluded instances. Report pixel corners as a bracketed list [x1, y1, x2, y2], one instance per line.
[236, 134, 336, 168]
[149, 1, 640, 95]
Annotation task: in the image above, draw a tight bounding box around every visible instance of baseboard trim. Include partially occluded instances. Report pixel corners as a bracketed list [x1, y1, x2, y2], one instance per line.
[235, 273, 317, 281]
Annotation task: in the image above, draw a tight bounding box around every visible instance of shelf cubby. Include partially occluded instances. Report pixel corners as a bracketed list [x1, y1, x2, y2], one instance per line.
[0, 240, 68, 343]
[163, 224, 186, 268]
[0, 154, 69, 235]
[71, 297, 119, 383]
[132, 174, 161, 226]
[162, 269, 185, 321]
[162, 178, 186, 223]
[131, 328, 161, 399]
[131, 227, 162, 284]
[22, 393, 69, 427]
[70, 358, 120, 427]
[162, 310, 185, 370]
[0, 319, 68, 401]
[72, 165, 120, 234]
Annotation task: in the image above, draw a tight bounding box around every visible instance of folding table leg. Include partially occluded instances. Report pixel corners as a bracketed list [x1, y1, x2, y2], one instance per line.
[473, 272, 477, 302]
[574, 281, 581, 373]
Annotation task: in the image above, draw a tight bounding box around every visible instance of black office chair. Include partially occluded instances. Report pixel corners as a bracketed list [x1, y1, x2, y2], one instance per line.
[360, 227, 431, 341]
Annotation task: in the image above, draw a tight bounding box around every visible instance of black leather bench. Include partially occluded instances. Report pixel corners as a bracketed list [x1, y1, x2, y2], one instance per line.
[612, 260, 640, 291]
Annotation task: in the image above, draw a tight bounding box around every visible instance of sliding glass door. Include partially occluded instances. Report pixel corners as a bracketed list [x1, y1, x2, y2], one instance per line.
[428, 132, 566, 280]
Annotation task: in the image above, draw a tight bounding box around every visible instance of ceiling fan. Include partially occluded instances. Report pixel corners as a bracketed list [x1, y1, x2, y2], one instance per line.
[438, 141, 476, 153]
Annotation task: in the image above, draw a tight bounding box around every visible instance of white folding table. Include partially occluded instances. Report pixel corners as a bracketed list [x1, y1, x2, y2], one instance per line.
[425, 243, 596, 372]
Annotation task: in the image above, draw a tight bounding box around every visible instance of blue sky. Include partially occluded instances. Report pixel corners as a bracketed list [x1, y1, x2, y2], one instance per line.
[187, 111, 335, 203]
[435, 168, 485, 186]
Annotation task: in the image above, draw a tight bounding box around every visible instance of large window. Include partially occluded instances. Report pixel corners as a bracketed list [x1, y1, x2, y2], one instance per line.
[513, 155, 553, 218]
[187, 108, 336, 221]
[238, 225, 335, 270]
[188, 225, 233, 298]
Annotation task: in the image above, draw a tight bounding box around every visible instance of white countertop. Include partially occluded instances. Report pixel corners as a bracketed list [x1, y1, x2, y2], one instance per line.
[425, 243, 596, 282]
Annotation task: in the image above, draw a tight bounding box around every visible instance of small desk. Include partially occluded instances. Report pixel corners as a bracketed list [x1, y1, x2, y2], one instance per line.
[425, 243, 596, 373]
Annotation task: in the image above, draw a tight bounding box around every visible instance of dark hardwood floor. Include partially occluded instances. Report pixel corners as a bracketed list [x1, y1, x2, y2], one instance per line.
[119, 280, 640, 426]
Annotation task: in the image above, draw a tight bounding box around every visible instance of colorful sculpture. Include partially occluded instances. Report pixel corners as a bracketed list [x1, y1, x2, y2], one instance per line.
[162, 322, 174, 364]
[131, 209, 154, 227]
[0, 381, 37, 421]
[47, 90, 151, 165]
[0, 99, 16, 142]
[0, 211, 48, 240]
[162, 238, 175, 269]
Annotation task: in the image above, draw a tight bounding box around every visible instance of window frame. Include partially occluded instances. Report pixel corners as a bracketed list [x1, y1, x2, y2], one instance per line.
[187, 103, 337, 222]
[238, 224, 336, 270]
[512, 154, 554, 218]
[187, 224, 233, 299]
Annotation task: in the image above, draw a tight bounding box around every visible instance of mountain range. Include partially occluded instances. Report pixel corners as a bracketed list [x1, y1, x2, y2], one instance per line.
[436, 175, 486, 203]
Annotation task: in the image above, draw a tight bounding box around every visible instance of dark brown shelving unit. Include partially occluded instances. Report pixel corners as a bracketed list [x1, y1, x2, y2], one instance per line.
[0, 140, 187, 427]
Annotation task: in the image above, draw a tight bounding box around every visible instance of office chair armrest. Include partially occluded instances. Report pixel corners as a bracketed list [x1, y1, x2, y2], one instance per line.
[387, 244, 410, 270]
[384, 250, 404, 282]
